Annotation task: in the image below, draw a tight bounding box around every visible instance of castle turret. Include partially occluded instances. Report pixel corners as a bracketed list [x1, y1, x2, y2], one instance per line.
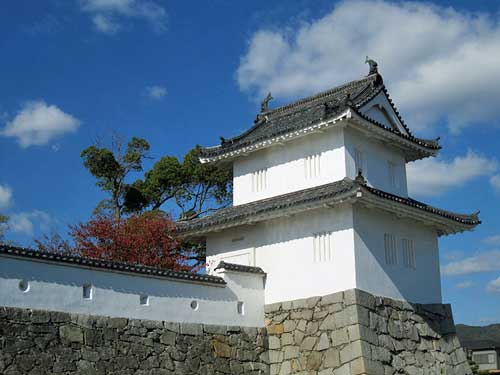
[179, 61, 479, 305]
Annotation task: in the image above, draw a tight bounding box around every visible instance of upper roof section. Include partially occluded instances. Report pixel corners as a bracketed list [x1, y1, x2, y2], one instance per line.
[200, 62, 440, 164]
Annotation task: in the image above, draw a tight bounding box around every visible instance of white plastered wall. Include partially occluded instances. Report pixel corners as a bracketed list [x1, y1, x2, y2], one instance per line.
[0, 256, 265, 327]
[206, 205, 357, 304]
[344, 126, 409, 197]
[352, 205, 442, 303]
[232, 127, 346, 205]
[233, 120, 409, 205]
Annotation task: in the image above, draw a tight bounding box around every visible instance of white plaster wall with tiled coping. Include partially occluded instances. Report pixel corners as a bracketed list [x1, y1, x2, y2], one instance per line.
[472, 349, 500, 372]
[206, 201, 442, 304]
[232, 103, 408, 206]
[0, 255, 265, 327]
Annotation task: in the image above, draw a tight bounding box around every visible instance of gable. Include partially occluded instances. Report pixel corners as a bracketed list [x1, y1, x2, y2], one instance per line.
[359, 91, 410, 136]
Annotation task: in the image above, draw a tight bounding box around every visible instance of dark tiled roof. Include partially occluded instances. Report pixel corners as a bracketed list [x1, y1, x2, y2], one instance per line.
[363, 186, 480, 226]
[215, 261, 266, 275]
[200, 73, 439, 160]
[351, 108, 440, 150]
[177, 179, 356, 234]
[177, 179, 480, 235]
[461, 340, 500, 351]
[0, 245, 226, 286]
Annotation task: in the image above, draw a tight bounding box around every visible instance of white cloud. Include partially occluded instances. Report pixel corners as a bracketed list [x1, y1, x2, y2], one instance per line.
[145, 85, 167, 100]
[92, 14, 120, 34]
[8, 210, 53, 237]
[0, 184, 13, 210]
[441, 250, 500, 276]
[455, 281, 474, 289]
[1, 101, 80, 148]
[407, 151, 497, 196]
[483, 235, 500, 246]
[80, 0, 167, 34]
[487, 276, 500, 293]
[237, 0, 500, 133]
[491, 175, 500, 192]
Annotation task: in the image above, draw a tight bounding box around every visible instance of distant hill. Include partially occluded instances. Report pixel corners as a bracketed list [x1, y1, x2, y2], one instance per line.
[456, 324, 500, 349]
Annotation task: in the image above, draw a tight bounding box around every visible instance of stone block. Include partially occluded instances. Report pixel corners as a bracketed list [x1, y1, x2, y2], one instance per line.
[290, 309, 313, 320]
[272, 312, 290, 324]
[268, 335, 281, 350]
[163, 321, 180, 333]
[283, 345, 299, 360]
[204, 324, 227, 335]
[324, 348, 341, 368]
[320, 315, 336, 331]
[320, 291, 344, 306]
[283, 320, 297, 333]
[267, 324, 284, 335]
[291, 298, 309, 310]
[294, 330, 305, 346]
[180, 323, 203, 336]
[306, 351, 322, 371]
[331, 327, 349, 345]
[107, 317, 128, 329]
[333, 363, 351, 375]
[300, 336, 317, 351]
[212, 340, 232, 358]
[265, 303, 282, 314]
[316, 332, 330, 351]
[268, 350, 284, 364]
[306, 296, 321, 308]
[59, 325, 84, 343]
[281, 333, 294, 346]
[159, 330, 176, 345]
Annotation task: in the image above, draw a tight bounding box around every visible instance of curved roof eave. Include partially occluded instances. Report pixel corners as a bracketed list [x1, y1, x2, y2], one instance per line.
[177, 179, 479, 237]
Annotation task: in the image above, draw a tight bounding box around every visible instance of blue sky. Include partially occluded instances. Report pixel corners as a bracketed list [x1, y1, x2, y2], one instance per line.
[1, 0, 500, 325]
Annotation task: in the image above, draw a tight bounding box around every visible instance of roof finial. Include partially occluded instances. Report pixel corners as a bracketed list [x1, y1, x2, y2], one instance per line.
[365, 56, 378, 75]
[260, 92, 273, 113]
[344, 93, 354, 107]
[355, 169, 367, 185]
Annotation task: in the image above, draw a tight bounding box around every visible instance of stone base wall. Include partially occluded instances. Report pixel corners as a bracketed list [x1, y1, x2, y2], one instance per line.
[0, 289, 470, 374]
[0, 306, 267, 375]
[264, 289, 470, 375]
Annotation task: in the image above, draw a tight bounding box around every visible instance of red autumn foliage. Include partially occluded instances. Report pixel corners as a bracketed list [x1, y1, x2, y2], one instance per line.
[69, 212, 192, 272]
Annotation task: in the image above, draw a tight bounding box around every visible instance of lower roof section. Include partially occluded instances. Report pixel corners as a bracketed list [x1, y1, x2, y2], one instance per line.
[177, 178, 480, 237]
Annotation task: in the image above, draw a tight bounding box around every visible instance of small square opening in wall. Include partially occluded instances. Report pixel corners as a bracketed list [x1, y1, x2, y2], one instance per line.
[83, 284, 93, 300]
[139, 295, 149, 306]
[237, 301, 245, 315]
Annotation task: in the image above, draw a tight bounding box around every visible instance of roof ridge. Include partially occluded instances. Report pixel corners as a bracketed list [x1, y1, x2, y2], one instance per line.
[263, 74, 380, 117]
[211, 74, 380, 150]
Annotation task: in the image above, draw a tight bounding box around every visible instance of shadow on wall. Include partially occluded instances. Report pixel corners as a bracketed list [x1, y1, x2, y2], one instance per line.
[352, 205, 441, 304]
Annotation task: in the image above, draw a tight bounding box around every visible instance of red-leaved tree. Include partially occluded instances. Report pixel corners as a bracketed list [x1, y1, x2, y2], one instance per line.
[69, 212, 193, 272]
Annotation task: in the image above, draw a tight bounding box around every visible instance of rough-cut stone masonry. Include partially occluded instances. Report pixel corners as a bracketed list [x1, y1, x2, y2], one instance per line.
[0, 306, 267, 375]
[264, 289, 470, 375]
[0, 288, 471, 374]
